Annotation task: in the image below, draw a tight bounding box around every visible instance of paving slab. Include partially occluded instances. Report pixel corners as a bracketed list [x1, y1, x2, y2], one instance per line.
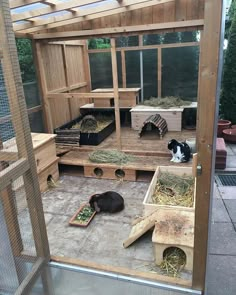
[224, 200, 236, 223]
[226, 144, 235, 156]
[226, 155, 236, 169]
[206, 254, 236, 295]
[227, 143, 236, 154]
[217, 186, 236, 200]
[209, 223, 236, 255]
[211, 198, 231, 223]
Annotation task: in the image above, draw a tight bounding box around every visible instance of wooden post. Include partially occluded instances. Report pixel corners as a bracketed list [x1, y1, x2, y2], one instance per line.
[111, 38, 122, 150]
[157, 48, 162, 97]
[61, 44, 73, 120]
[192, 0, 224, 291]
[33, 41, 54, 133]
[82, 40, 92, 93]
[121, 49, 126, 88]
[0, 0, 50, 259]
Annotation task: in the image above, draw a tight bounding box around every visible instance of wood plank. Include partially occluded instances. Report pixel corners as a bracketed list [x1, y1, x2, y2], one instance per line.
[175, 0, 187, 21]
[121, 49, 127, 88]
[51, 255, 192, 287]
[47, 92, 115, 99]
[14, 0, 175, 32]
[32, 20, 204, 40]
[192, 0, 224, 291]
[0, 2, 50, 258]
[157, 48, 162, 97]
[61, 44, 72, 120]
[111, 38, 122, 150]
[11, 0, 105, 22]
[82, 41, 92, 93]
[47, 82, 87, 94]
[33, 41, 54, 133]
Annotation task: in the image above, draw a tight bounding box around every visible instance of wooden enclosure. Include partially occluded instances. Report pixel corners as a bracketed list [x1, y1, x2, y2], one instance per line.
[0, 0, 225, 294]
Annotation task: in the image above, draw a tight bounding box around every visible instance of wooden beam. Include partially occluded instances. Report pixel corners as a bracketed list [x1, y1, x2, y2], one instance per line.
[32, 20, 204, 40]
[111, 38, 122, 150]
[33, 41, 54, 133]
[11, 0, 105, 22]
[47, 82, 87, 94]
[61, 44, 73, 120]
[14, 0, 175, 32]
[47, 92, 115, 99]
[88, 41, 200, 53]
[1, 0, 50, 260]
[0, 159, 29, 191]
[192, 0, 224, 291]
[51, 255, 192, 288]
[121, 49, 126, 88]
[9, 0, 41, 9]
[157, 48, 161, 97]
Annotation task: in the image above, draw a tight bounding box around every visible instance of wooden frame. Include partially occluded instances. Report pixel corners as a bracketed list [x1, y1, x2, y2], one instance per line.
[1, 0, 224, 293]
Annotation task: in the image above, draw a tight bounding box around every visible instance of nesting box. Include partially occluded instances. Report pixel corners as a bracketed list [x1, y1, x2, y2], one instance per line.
[152, 209, 194, 272]
[130, 105, 183, 131]
[2, 133, 59, 192]
[143, 166, 195, 216]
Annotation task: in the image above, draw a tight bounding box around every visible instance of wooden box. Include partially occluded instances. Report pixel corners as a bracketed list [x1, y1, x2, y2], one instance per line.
[2, 133, 59, 192]
[92, 88, 140, 108]
[84, 165, 136, 181]
[143, 166, 195, 216]
[38, 158, 59, 192]
[152, 209, 194, 272]
[130, 105, 183, 131]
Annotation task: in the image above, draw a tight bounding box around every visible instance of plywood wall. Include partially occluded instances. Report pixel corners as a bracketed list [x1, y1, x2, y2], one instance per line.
[42, 0, 205, 34]
[35, 41, 89, 130]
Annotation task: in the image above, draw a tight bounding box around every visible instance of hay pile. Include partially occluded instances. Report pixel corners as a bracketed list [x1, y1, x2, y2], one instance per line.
[160, 247, 186, 277]
[152, 172, 194, 207]
[71, 115, 113, 133]
[89, 150, 135, 165]
[143, 96, 192, 108]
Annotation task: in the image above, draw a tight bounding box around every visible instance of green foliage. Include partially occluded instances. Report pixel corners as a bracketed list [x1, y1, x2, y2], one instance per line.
[220, 2, 236, 123]
[16, 38, 35, 82]
[88, 38, 110, 49]
[225, 0, 236, 40]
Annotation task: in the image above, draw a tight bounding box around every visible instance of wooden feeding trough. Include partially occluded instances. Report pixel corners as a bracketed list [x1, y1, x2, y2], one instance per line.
[143, 166, 195, 216]
[69, 203, 96, 227]
[138, 114, 168, 139]
[152, 209, 194, 272]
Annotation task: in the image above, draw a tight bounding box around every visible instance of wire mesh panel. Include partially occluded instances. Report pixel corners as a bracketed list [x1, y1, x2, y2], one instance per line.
[125, 50, 140, 88]
[0, 0, 50, 294]
[143, 49, 158, 100]
[162, 46, 199, 99]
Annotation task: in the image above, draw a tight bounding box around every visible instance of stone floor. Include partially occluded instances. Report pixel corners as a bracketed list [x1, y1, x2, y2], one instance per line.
[225, 143, 236, 169]
[41, 175, 191, 280]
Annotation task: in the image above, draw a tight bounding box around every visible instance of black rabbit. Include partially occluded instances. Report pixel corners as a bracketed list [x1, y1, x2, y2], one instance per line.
[89, 191, 124, 213]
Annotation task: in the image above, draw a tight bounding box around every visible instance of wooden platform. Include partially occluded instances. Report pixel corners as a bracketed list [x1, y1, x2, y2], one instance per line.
[57, 128, 195, 180]
[57, 127, 196, 155]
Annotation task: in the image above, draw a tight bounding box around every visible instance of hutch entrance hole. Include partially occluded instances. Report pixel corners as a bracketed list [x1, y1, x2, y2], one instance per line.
[94, 167, 103, 177]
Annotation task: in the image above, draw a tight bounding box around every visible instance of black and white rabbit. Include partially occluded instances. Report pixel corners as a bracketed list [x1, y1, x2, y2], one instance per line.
[89, 191, 124, 213]
[167, 139, 191, 163]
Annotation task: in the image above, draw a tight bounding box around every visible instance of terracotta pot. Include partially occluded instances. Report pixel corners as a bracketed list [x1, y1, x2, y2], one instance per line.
[231, 125, 236, 129]
[217, 120, 231, 137]
[223, 128, 236, 143]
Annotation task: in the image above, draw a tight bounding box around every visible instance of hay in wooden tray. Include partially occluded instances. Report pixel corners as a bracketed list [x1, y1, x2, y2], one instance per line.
[152, 172, 194, 207]
[160, 247, 186, 277]
[71, 115, 113, 133]
[89, 150, 136, 165]
[142, 96, 192, 108]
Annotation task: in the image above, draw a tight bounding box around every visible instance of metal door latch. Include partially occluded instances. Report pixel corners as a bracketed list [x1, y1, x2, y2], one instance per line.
[197, 164, 202, 176]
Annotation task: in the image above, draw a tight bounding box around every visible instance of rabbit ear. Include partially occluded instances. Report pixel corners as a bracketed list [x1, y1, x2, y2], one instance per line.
[94, 201, 100, 212]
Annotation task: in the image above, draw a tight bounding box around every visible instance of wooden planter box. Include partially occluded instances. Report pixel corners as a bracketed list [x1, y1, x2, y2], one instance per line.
[55, 115, 115, 146]
[69, 204, 96, 227]
[143, 166, 195, 216]
[130, 106, 184, 131]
